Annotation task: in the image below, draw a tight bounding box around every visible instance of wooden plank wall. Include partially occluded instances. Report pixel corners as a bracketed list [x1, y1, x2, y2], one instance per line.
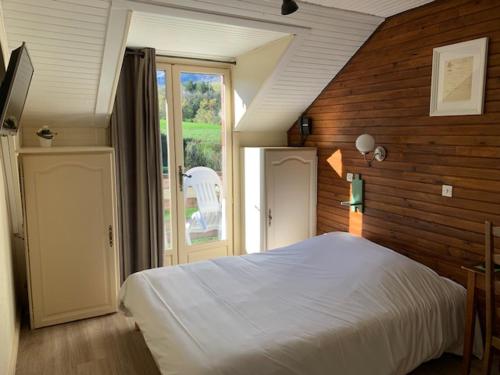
[288, 0, 500, 286]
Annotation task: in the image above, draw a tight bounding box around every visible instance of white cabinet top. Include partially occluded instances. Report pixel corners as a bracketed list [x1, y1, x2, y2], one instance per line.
[18, 147, 114, 155]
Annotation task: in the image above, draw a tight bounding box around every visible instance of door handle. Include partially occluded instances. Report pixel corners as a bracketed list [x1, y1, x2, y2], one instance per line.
[178, 166, 192, 191]
[108, 225, 113, 247]
[268, 209, 272, 227]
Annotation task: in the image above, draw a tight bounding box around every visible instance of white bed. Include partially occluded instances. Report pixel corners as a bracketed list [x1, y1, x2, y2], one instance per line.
[119, 232, 480, 375]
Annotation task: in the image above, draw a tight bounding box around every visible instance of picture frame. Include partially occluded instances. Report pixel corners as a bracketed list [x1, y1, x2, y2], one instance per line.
[430, 37, 488, 116]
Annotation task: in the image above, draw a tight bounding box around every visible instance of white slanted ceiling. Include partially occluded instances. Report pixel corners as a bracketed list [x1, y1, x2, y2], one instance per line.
[124, 0, 383, 132]
[1, 0, 434, 133]
[233, 36, 294, 126]
[302, 0, 434, 17]
[128, 12, 289, 62]
[2, 0, 112, 129]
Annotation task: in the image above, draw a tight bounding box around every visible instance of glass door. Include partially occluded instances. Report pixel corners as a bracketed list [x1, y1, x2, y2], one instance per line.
[156, 66, 179, 266]
[157, 63, 233, 265]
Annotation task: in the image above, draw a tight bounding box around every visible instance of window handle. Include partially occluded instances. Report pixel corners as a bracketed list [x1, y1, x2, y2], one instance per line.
[178, 166, 191, 191]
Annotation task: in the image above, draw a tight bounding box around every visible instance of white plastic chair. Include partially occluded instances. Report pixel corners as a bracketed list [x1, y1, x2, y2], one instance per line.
[183, 167, 224, 245]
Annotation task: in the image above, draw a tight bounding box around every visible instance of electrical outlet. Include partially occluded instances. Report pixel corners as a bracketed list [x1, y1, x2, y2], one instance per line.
[442, 185, 453, 198]
[346, 173, 354, 182]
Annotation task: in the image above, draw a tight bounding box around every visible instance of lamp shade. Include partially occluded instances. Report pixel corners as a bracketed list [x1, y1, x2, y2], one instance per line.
[355, 134, 375, 154]
[281, 0, 298, 15]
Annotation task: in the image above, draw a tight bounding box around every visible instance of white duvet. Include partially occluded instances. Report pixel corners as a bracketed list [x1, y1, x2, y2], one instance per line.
[119, 232, 478, 375]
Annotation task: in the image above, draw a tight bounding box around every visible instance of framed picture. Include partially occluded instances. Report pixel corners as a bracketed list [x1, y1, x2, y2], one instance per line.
[430, 37, 488, 116]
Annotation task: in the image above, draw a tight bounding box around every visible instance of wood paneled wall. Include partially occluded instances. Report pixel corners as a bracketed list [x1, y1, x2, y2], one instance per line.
[288, 0, 500, 286]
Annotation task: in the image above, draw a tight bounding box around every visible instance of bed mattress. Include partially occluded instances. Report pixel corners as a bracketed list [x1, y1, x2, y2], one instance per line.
[119, 232, 478, 375]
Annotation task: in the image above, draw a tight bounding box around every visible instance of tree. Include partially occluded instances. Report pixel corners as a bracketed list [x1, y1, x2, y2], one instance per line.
[157, 83, 166, 120]
[181, 80, 221, 124]
[194, 98, 220, 124]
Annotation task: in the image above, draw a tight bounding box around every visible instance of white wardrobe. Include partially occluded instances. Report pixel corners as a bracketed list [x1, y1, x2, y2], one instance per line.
[19, 147, 119, 328]
[242, 147, 317, 254]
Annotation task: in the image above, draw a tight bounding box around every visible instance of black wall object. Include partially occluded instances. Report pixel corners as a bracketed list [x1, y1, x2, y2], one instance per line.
[300, 116, 312, 136]
[281, 0, 298, 15]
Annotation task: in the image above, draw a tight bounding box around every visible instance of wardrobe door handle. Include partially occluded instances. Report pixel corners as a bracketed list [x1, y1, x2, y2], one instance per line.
[268, 209, 272, 227]
[108, 225, 113, 247]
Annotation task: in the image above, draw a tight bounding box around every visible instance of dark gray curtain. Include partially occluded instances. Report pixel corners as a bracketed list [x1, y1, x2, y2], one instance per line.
[111, 48, 163, 283]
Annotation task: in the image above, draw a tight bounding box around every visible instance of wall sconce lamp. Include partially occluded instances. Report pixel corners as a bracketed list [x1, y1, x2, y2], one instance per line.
[355, 134, 386, 165]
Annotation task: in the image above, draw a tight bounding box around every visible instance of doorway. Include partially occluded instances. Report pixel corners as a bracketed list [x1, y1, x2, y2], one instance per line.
[156, 63, 233, 265]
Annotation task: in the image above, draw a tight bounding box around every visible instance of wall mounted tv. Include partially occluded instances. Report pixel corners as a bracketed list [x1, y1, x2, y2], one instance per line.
[0, 42, 34, 136]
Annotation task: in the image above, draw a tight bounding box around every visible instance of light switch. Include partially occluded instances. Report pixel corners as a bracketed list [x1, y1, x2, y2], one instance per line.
[346, 173, 354, 182]
[442, 185, 453, 198]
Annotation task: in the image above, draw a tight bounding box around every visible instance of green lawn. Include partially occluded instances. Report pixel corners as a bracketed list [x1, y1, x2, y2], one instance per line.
[164, 207, 218, 245]
[159, 119, 221, 143]
[164, 207, 198, 222]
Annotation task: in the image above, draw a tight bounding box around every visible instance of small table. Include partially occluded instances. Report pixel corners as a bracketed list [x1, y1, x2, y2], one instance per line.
[462, 264, 500, 375]
[462, 265, 482, 375]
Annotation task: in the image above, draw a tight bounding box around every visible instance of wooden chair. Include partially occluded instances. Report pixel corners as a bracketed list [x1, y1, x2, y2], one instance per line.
[483, 221, 500, 374]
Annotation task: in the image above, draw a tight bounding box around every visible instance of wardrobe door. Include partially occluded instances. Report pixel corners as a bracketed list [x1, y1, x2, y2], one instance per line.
[265, 149, 317, 250]
[265, 149, 317, 249]
[22, 152, 118, 328]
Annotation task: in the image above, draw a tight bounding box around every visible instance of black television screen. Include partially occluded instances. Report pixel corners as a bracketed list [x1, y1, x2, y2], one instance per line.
[0, 42, 34, 135]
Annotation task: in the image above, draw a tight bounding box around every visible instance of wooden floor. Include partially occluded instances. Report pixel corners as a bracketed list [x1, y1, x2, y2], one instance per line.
[16, 314, 160, 375]
[15, 313, 492, 375]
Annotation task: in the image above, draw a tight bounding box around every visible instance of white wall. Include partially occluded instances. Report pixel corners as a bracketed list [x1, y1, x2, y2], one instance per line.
[0, 151, 19, 375]
[21, 126, 109, 147]
[0, 3, 20, 373]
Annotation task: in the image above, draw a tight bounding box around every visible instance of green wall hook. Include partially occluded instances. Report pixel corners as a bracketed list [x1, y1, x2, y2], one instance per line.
[341, 174, 364, 213]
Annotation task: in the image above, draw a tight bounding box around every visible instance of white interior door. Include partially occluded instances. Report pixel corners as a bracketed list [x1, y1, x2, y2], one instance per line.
[157, 63, 233, 265]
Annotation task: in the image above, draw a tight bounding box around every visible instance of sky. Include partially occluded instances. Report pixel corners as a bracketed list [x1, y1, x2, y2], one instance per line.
[156, 71, 220, 86]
